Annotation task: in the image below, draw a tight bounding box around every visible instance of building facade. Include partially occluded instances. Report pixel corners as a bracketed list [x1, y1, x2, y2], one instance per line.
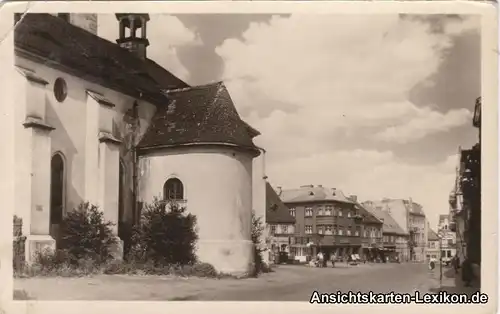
[426, 228, 440, 261]
[364, 198, 428, 262]
[408, 202, 428, 262]
[264, 183, 295, 264]
[449, 97, 481, 281]
[13, 13, 263, 275]
[279, 185, 381, 262]
[363, 203, 409, 262]
[437, 214, 457, 263]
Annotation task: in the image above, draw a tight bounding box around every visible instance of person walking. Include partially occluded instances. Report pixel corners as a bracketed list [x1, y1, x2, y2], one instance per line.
[330, 253, 336, 267]
[429, 257, 436, 270]
[316, 251, 324, 268]
[452, 255, 459, 274]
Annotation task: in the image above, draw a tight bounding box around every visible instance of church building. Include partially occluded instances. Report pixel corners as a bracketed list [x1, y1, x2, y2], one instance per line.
[13, 13, 263, 275]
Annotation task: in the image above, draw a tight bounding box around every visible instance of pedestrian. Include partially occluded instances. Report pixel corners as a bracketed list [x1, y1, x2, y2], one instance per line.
[330, 254, 336, 268]
[429, 258, 436, 270]
[316, 251, 324, 268]
[452, 255, 459, 274]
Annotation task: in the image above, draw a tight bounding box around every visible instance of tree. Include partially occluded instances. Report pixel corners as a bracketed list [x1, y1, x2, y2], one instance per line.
[128, 198, 198, 266]
[251, 210, 267, 276]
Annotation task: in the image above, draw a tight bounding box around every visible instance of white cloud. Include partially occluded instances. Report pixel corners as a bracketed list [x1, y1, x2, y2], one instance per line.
[217, 15, 477, 144]
[216, 14, 478, 226]
[268, 149, 459, 229]
[98, 14, 202, 82]
[373, 107, 472, 143]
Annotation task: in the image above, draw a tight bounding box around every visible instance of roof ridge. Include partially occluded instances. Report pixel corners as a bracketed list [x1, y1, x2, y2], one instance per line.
[165, 81, 224, 94]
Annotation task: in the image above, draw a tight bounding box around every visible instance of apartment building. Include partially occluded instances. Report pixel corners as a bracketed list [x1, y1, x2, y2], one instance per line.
[363, 198, 428, 262]
[279, 185, 381, 262]
[264, 183, 295, 264]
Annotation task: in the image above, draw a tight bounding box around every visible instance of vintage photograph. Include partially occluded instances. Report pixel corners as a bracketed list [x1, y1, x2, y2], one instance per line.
[10, 11, 482, 301]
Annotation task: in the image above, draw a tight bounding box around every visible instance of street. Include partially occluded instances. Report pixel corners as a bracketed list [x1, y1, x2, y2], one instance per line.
[14, 262, 448, 301]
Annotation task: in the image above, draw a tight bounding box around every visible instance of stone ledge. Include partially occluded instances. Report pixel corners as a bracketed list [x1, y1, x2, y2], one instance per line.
[25, 235, 56, 264]
[98, 131, 122, 145]
[23, 117, 55, 131]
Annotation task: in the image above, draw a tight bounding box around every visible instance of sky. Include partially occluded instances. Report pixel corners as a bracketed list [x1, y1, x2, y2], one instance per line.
[98, 13, 480, 230]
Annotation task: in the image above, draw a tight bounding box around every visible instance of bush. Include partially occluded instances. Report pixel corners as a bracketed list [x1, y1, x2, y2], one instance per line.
[191, 262, 218, 278]
[101, 260, 219, 278]
[128, 198, 198, 266]
[251, 210, 271, 276]
[59, 202, 117, 265]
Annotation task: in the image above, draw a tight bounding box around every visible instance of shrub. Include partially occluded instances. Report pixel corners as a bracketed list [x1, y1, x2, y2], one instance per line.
[128, 198, 198, 266]
[59, 202, 117, 265]
[250, 211, 272, 277]
[191, 262, 218, 278]
[251, 211, 264, 274]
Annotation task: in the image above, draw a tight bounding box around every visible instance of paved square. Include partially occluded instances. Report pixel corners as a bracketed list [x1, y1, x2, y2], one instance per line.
[15, 263, 446, 301]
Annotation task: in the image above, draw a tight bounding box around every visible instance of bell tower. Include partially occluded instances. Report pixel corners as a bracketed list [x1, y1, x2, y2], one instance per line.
[116, 14, 150, 60]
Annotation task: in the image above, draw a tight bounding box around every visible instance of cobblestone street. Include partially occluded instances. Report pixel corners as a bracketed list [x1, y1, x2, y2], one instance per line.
[14, 262, 468, 301]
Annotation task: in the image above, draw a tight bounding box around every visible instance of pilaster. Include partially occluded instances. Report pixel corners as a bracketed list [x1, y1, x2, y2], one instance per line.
[16, 68, 56, 262]
[86, 91, 123, 259]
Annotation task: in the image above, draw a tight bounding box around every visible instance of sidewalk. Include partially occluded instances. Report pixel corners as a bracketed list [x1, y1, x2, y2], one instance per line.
[428, 265, 480, 296]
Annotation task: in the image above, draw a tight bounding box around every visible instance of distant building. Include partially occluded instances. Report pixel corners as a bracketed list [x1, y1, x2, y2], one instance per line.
[264, 183, 295, 264]
[426, 228, 440, 261]
[279, 185, 375, 262]
[364, 199, 428, 262]
[363, 203, 409, 262]
[437, 214, 457, 263]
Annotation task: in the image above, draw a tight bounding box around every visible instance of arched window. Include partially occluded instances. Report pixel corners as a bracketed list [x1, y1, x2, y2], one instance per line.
[163, 178, 184, 201]
[50, 153, 65, 225]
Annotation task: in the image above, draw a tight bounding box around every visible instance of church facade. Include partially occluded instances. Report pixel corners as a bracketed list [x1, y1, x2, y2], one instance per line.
[13, 13, 264, 275]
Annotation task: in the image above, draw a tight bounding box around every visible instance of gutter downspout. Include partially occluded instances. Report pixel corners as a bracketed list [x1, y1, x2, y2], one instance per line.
[132, 101, 139, 225]
[255, 146, 268, 181]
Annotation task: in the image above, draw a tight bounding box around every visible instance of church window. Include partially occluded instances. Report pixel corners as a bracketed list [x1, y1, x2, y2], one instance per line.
[54, 78, 68, 102]
[163, 178, 184, 201]
[50, 153, 65, 225]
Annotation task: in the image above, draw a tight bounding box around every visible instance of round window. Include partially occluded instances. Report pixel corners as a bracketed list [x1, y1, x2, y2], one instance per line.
[54, 78, 68, 102]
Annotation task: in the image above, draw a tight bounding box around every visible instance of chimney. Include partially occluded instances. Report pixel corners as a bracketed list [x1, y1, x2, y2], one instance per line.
[116, 13, 150, 59]
[317, 184, 323, 188]
[300, 184, 314, 188]
[276, 186, 282, 196]
[349, 195, 357, 202]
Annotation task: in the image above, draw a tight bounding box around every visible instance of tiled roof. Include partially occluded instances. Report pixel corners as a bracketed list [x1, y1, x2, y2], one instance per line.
[354, 203, 383, 225]
[280, 185, 355, 204]
[14, 13, 188, 105]
[266, 183, 295, 224]
[407, 201, 426, 216]
[428, 229, 440, 241]
[137, 82, 259, 152]
[363, 206, 407, 236]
